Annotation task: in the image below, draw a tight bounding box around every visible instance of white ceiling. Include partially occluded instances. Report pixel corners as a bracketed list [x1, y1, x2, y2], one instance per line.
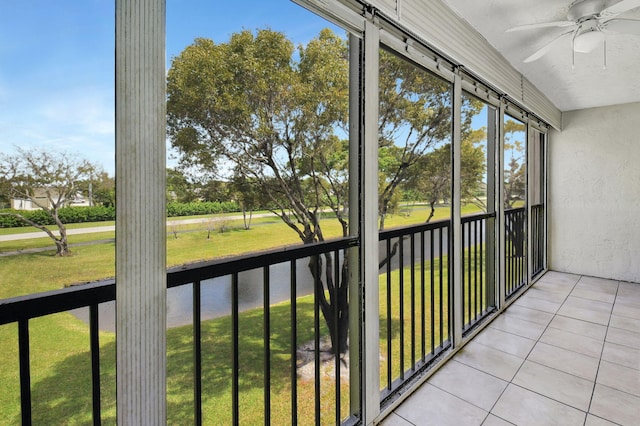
[440, 0, 640, 112]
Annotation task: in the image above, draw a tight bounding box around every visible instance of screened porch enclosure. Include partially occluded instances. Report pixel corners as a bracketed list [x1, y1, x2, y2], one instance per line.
[0, 0, 582, 424]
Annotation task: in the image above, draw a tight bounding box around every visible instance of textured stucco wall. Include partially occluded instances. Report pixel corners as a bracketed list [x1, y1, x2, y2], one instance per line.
[549, 102, 640, 282]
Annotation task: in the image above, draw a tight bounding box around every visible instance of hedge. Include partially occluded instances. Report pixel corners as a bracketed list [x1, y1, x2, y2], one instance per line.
[166, 201, 239, 217]
[0, 201, 240, 228]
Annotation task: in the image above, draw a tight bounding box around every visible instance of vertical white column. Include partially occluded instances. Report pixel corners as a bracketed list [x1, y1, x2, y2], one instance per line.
[485, 106, 498, 307]
[498, 101, 506, 308]
[451, 72, 463, 346]
[115, 0, 166, 424]
[348, 32, 361, 419]
[361, 18, 380, 425]
[527, 124, 534, 284]
[543, 133, 549, 272]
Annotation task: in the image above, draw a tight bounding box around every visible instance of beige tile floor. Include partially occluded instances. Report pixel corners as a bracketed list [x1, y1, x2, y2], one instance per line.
[380, 271, 640, 426]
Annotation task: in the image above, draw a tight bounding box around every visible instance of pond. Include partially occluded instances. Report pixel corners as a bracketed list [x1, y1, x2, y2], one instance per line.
[72, 232, 456, 332]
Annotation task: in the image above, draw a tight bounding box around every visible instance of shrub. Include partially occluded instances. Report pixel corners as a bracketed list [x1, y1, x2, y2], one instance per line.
[166, 201, 239, 217]
[1, 201, 240, 228]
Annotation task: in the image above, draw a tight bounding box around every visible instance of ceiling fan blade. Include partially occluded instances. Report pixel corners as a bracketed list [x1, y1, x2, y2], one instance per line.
[507, 21, 575, 32]
[605, 18, 640, 34]
[523, 30, 574, 63]
[601, 0, 640, 15]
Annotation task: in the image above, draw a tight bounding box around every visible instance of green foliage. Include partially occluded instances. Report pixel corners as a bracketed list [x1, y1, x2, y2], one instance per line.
[504, 118, 527, 207]
[166, 168, 197, 203]
[166, 201, 239, 217]
[0, 206, 115, 228]
[167, 27, 350, 244]
[0, 202, 240, 228]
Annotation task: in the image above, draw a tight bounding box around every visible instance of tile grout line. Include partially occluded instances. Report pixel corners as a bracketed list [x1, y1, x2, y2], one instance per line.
[482, 274, 582, 421]
[423, 277, 571, 424]
[585, 279, 620, 422]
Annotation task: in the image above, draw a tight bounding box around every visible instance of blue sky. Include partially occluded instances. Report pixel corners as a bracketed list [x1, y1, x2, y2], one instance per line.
[0, 1, 338, 175]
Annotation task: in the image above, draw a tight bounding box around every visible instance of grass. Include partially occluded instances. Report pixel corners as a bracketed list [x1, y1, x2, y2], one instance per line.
[0, 203, 490, 424]
[0, 292, 348, 424]
[1, 255, 476, 424]
[0, 259, 459, 425]
[379, 256, 450, 390]
[0, 216, 281, 253]
[0, 314, 117, 425]
[0, 204, 477, 299]
[0, 209, 283, 236]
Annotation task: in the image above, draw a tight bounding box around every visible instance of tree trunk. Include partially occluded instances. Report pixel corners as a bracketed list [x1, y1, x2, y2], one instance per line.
[425, 202, 436, 223]
[308, 253, 350, 355]
[242, 208, 252, 230]
[55, 239, 71, 256]
[0, 212, 73, 256]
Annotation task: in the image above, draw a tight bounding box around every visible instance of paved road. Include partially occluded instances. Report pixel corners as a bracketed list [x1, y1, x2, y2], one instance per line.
[0, 213, 275, 242]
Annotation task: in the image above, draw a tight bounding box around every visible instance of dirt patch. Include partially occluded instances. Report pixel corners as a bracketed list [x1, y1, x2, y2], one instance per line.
[296, 336, 349, 382]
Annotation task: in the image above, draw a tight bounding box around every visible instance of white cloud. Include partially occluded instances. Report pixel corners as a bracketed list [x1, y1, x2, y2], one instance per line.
[0, 85, 116, 174]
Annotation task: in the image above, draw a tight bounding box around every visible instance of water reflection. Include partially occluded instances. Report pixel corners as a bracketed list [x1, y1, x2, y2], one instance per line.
[72, 257, 318, 332]
[72, 227, 470, 332]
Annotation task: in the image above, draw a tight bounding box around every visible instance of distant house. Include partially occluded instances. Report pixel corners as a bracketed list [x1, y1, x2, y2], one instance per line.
[10, 188, 90, 210]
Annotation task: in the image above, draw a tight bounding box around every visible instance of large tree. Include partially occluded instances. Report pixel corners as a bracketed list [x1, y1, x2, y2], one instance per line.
[166, 167, 198, 203]
[404, 131, 487, 224]
[168, 28, 351, 353]
[377, 49, 484, 228]
[0, 148, 101, 256]
[167, 29, 484, 354]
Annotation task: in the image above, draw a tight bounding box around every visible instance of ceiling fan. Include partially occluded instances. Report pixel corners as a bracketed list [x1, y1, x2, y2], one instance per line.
[507, 0, 640, 63]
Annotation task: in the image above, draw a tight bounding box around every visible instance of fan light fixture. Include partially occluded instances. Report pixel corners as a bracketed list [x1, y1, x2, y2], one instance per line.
[507, 0, 640, 64]
[574, 28, 605, 52]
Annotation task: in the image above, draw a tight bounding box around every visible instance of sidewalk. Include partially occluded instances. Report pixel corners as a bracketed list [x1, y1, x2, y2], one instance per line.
[0, 213, 273, 242]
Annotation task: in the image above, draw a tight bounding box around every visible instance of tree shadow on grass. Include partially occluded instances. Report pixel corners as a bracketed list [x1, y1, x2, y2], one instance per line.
[22, 296, 343, 425]
[24, 341, 117, 425]
[166, 296, 341, 424]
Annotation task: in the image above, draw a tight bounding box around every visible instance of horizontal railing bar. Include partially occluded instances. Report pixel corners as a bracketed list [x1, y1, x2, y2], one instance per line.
[378, 219, 450, 240]
[0, 280, 116, 325]
[0, 238, 358, 325]
[504, 207, 526, 214]
[167, 237, 358, 287]
[4, 217, 453, 325]
[380, 339, 452, 403]
[460, 211, 496, 224]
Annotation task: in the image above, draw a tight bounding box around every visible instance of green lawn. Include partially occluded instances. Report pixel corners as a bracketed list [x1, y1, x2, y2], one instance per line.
[379, 256, 450, 390]
[0, 204, 489, 424]
[0, 260, 459, 424]
[0, 209, 282, 236]
[0, 204, 475, 299]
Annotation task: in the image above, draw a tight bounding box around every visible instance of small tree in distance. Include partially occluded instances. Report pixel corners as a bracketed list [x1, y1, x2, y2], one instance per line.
[0, 148, 101, 256]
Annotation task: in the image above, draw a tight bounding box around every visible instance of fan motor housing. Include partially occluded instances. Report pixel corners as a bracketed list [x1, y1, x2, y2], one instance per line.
[568, 0, 608, 21]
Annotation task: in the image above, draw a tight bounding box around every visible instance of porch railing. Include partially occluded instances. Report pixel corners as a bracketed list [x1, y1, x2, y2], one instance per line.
[0, 237, 359, 425]
[1, 210, 545, 423]
[0, 280, 115, 425]
[461, 212, 497, 334]
[505, 207, 527, 298]
[378, 219, 452, 403]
